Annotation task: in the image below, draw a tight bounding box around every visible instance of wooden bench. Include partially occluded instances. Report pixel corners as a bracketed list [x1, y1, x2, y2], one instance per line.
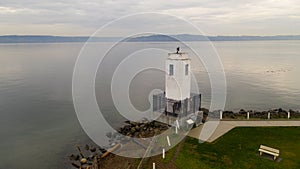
[258, 145, 280, 160]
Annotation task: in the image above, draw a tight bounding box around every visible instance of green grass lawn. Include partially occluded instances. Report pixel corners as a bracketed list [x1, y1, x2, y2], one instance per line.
[171, 127, 300, 169]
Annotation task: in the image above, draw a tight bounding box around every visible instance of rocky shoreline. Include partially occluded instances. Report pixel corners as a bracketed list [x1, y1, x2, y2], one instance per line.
[68, 119, 170, 169]
[117, 119, 169, 138]
[221, 108, 300, 119]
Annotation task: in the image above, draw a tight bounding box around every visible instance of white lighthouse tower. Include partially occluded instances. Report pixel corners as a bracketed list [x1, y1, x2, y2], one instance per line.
[152, 47, 201, 126]
[165, 49, 191, 101]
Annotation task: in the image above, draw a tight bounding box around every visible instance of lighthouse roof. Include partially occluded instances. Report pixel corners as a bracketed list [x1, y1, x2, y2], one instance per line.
[168, 52, 190, 60]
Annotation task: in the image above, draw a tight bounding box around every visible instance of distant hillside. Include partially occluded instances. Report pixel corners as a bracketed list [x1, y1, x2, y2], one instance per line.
[0, 35, 119, 43]
[1, 34, 300, 43]
[129, 34, 300, 42]
[209, 35, 300, 41]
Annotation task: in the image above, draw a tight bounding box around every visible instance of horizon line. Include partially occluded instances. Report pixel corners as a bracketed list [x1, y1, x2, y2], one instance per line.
[1, 34, 300, 37]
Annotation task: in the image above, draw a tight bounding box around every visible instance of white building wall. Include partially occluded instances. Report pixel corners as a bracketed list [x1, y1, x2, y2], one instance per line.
[165, 53, 191, 101]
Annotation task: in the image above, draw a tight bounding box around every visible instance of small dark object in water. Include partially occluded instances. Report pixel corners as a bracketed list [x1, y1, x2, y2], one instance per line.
[85, 144, 90, 151]
[106, 132, 112, 138]
[69, 154, 79, 161]
[176, 47, 180, 53]
[90, 146, 96, 152]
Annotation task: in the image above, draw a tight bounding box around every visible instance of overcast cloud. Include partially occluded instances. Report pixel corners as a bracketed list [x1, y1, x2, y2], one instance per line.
[0, 0, 299, 36]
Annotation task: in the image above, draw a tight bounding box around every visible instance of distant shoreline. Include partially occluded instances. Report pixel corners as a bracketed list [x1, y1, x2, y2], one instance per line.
[1, 34, 300, 43]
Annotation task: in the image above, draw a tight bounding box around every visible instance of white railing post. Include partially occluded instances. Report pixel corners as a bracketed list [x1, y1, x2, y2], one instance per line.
[220, 110, 223, 120]
[268, 113, 270, 119]
[247, 112, 249, 120]
[175, 120, 180, 129]
[162, 148, 165, 159]
[288, 112, 290, 119]
[167, 136, 171, 146]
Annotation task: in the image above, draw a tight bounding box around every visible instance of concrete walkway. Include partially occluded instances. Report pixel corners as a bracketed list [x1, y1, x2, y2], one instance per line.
[188, 120, 300, 143]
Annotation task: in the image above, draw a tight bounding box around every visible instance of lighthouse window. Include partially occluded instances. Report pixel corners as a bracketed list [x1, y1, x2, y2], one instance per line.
[185, 64, 189, 75]
[169, 64, 174, 76]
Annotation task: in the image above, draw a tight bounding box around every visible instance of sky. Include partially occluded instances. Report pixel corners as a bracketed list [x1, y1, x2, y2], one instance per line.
[0, 0, 300, 36]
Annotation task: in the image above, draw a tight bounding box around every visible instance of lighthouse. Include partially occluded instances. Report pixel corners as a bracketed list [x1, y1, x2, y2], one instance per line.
[153, 47, 202, 126]
[165, 49, 191, 101]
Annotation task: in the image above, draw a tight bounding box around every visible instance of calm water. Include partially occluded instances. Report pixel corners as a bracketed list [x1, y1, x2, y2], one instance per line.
[0, 41, 299, 169]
